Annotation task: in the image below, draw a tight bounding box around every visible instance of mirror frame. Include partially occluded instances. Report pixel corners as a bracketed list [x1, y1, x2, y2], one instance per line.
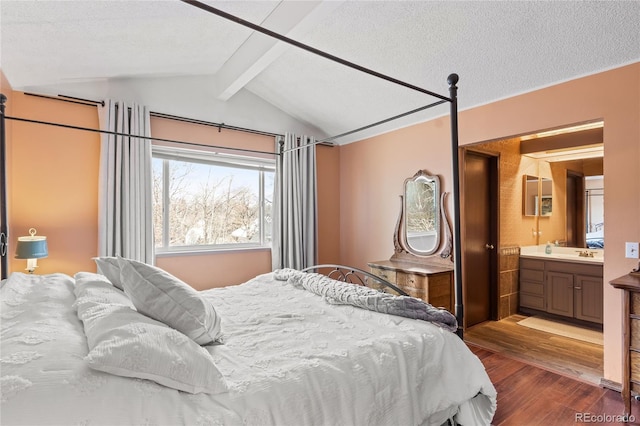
[403, 170, 440, 255]
[523, 175, 539, 217]
[392, 170, 453, 263]
[523, 174, 553, 217]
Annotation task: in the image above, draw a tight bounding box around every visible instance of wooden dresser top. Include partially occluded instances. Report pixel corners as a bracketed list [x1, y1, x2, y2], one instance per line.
[610, 273, 640, 291]
[368, 259, 454, 275]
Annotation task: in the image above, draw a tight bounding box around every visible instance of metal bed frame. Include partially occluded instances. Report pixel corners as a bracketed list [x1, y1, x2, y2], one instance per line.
[301, 264, 409, 297]
[0, 1, 463, 336]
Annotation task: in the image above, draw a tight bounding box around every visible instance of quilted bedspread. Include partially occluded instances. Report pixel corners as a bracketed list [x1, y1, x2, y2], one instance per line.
[1, 271, 496, 425]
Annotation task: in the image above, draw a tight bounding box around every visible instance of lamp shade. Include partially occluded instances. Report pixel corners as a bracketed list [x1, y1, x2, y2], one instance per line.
[15, 228, 48, 259]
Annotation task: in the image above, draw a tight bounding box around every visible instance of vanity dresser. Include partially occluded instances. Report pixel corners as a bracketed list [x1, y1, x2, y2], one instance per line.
[368, 170, 455, 314]
[609, 271, 640, 420]
[368, 259, 454, 312]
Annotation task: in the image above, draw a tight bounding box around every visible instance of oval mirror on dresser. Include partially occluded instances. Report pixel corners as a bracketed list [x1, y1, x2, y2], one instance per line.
[404, 171, 440, 255]
[368, 169, 454, 313]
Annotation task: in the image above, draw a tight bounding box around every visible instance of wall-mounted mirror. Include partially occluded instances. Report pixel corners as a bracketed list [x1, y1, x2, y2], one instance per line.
[523, 175, 539, 216]
[404, 171, 440, 255]
[539, 178, 553, 216]
[523, 175, 553, 217]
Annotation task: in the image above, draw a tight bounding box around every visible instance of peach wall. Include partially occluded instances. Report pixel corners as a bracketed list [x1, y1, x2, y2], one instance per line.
[4, 83, 100, 275]
[155, 249, 272, 290]
[340, 116, 453, 267]
[316, 144, 341, 264]
[340, 63, 640, 384]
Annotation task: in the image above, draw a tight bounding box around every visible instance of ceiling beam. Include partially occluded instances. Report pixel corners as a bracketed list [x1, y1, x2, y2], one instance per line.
[213, 0, 344, 101]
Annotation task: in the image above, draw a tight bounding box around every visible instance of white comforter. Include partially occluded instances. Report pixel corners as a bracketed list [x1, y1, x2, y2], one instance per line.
[1, 272, 496, 426]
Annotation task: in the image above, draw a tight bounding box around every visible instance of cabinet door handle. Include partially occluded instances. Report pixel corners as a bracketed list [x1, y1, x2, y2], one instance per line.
[574, 287, 582, 290]
[485, 244, 495, 250]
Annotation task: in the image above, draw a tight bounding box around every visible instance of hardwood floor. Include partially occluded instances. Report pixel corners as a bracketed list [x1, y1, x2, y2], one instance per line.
[464, 314, 604, 384]
[468, 344, 637, 425]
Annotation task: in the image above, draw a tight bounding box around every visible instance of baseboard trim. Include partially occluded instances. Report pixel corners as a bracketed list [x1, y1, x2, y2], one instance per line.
[600, 378, 622, 393]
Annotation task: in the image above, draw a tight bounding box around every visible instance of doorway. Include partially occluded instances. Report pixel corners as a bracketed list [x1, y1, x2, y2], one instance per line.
[461, 149, 498, 328]
[462, 122, 605, 382]
[566, 171, 586, 247]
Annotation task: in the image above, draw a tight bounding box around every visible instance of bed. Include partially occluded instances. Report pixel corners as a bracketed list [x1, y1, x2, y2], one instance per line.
[1, 259, 496, 425]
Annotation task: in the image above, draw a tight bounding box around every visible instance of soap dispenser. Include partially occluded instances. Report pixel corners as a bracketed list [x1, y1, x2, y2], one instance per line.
[545, 241, 552, 254]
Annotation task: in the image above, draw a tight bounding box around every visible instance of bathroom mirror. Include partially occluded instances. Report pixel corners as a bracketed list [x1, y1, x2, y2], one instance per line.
[402, 170, 440, 255]
[523, 175, 553, 217]
[523, 175, 539, 216]
[539, 178, 553, 216]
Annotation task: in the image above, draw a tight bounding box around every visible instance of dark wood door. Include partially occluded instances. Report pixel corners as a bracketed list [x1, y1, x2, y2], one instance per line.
[566, 172, 586, 247]
[462, 150, 497, 328]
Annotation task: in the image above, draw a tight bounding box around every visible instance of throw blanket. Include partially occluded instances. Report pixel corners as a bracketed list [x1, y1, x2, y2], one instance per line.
[274, 269, 458, 332]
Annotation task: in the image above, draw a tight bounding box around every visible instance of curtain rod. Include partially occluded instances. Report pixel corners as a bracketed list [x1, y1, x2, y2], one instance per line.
[149, 111, 281, 139]
[25, 92, 104, 107]
[23, 92, 287, 141]
[181, 0, 452, 103]
[3, 115, 279, 157]
[18, 94, 335, 150]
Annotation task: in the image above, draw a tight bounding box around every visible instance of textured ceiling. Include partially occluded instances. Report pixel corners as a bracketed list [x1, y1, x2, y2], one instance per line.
[1, 1, 639, 143]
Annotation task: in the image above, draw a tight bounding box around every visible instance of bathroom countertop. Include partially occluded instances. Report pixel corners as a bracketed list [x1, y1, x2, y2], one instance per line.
[520, 245, 604, 265]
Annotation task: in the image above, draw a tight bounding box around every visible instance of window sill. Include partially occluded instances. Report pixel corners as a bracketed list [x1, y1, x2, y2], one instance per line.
[155, 246, 271, 258]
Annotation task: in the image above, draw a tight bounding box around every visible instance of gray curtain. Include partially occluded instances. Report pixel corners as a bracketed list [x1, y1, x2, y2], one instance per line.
[272, 133, 317, 270]
[98, 100, 154, 264]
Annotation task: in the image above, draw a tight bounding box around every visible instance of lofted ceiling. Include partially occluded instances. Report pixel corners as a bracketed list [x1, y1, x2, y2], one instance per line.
[1, 0, 639, 144]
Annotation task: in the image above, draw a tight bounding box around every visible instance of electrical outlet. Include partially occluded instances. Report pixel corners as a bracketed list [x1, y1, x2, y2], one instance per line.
[626, 242, 640, 259]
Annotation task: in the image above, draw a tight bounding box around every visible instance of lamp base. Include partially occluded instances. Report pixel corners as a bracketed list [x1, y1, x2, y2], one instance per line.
[25, 258, 38, 274]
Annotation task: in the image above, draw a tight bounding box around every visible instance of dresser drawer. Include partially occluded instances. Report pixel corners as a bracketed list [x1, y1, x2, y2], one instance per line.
[397, 272, 427, 289]
[631, 351, 640, 382]
[632, 319, 640, 350]
[369, 267, 397, 284]
[632, 293, 640, 315]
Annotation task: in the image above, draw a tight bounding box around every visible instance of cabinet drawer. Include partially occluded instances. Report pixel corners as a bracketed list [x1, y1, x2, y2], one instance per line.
[545, 261, 602, 277]
[520, 258, 545, 270]
[520, 293, 545, 310]
[521, 280, 544, 296]
[369, 267, 396, 284]
[521, 269, 544, 283]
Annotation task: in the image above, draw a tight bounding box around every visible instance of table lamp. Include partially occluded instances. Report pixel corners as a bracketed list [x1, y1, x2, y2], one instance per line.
[15, 228, 48, 273]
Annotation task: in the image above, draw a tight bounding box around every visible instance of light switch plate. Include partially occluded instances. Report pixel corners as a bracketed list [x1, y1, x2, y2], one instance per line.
[626, 242, 640, 259]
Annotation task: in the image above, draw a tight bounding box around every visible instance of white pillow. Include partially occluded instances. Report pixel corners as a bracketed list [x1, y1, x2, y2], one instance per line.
[74, 273, 227, 395]
[118, 257, 222, 345]
[93, 257, 124, 290]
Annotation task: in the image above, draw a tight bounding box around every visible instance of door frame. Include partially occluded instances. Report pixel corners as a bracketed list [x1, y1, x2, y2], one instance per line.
[460, 148, 500, 329]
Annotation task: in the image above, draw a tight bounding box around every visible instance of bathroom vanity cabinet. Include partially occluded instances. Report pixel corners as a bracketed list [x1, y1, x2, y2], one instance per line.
[519, 257, 603, 324]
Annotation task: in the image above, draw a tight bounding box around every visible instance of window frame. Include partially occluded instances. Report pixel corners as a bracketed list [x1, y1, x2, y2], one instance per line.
[152, 145, 275, 254]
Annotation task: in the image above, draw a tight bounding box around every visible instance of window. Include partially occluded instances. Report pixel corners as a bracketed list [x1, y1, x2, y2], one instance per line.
[152, 145, 275, 253]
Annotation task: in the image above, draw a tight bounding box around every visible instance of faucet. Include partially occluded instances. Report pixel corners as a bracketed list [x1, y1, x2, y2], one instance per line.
[576, 250, 594, 258]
